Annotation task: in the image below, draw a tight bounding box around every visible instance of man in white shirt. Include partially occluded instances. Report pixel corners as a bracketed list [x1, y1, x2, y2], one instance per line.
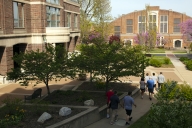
[157, 72, 165, 90]
[151, 73, 158, 91]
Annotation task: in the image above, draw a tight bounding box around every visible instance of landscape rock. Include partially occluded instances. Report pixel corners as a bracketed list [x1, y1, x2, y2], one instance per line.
[84, 99, 94, 106]
[37, 112, 52, 123]
[59, 107, 72, 116]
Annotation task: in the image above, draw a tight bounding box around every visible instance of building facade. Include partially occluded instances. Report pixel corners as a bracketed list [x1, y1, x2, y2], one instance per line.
[111, 6, 192, 48]
[0, 0, 80, 76]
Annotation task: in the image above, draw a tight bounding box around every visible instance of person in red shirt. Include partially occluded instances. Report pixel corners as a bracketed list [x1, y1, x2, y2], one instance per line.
[106, 88, 114, 118]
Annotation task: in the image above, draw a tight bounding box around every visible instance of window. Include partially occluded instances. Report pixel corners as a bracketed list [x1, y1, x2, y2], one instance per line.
[173, 18, 181, 32]
[160, 15, 168, 33]
[46, 0, 60, 5]
[138, 16, 145, 32]
[13, 2, 24, 28]
[67, 12, 71, 27]
[74, 14, 78, 28]
[46, 6, 60, 27]
[114, 26, 120, 36]
[149, 15, 156, 30]
[126, 19, 133, 33]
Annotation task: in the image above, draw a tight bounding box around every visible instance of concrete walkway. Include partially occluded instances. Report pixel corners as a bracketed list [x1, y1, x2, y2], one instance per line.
[85, 92, 157, 128]
[165, 51, 192, 87]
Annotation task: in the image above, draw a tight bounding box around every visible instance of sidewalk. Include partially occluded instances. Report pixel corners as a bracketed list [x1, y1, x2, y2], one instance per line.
[85, 92, 157, 128]
[166, 51, 192, 87]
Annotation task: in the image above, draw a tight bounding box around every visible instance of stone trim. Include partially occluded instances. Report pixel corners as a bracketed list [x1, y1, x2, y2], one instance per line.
[64, 10, 80, 14]
[63, 0, 80, 7]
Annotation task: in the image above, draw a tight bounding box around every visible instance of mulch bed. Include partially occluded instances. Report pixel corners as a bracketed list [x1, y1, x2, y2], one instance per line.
[76, 81, 138, 92]
[1, 81, 138, 128]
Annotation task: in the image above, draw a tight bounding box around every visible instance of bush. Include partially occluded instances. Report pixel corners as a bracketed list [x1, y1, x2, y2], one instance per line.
[186, 60, 192, 71]
[149, 58, 162, 67]
[179, 57, 189, 62]
[147, 81, 192, 128]
[164, 57, 170, 64]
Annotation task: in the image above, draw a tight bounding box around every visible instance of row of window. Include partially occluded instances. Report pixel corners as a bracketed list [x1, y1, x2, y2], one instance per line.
[13, 2, 78, 28]
[114, 15, 181, 35]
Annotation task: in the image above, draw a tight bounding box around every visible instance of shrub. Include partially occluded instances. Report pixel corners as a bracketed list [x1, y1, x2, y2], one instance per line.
[179, 84, 192, 100]
[147, 81, 192, 128]
[164, 57, 170, 64]
[149, 58, 162, 67]
[179, 57, 189, 62]
[186, 60, 192, 71]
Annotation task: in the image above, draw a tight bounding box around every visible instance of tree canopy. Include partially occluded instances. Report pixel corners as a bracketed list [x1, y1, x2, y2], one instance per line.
[73, 35, 149, 92]
[7, 44, 76, 95]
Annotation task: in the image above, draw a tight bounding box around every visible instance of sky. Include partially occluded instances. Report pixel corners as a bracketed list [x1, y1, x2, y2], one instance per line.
[110, 0, 192, 18]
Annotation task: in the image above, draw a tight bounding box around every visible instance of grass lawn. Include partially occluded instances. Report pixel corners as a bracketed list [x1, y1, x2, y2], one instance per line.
[172, 50, 187, 53]
[149, 56, 175, 68]
[129, 112, 150, 128]
[149, 49, 165, 53]
[151, 56, 170, 63]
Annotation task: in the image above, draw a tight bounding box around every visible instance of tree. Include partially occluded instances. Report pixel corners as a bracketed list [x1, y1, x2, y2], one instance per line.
[180, 19, 192, 50]
[180, 19, 192, 41]
[78, 0, 112, 42]
[74, 35, 149, 92]
[134, 5, 158, 51]
[7, 44, 76, 95]
[147, 81, 192, 128]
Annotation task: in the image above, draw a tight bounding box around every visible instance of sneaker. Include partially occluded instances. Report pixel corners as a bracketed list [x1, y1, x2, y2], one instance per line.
[129, 117, 132, 121]
[110, 122, 114, 125]
[149, 97, 152, 101]
[125, 122, 130, 125]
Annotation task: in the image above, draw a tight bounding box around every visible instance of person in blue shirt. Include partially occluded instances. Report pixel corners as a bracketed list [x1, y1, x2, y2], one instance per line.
[122, 91, 136, 125]
[147, 77, 154, 100]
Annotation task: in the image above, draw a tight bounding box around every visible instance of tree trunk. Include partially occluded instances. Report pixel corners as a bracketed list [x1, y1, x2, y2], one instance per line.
[105, 79, 109, 93]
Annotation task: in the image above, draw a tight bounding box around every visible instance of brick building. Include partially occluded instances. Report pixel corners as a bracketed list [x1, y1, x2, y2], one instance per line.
[0, 0, 80, 75]
[111, 6, 192, 48]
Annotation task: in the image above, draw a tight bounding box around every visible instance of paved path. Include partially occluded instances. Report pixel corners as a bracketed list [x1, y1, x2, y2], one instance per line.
[165, 51, 192, 87]
[85, 92, 157, 128]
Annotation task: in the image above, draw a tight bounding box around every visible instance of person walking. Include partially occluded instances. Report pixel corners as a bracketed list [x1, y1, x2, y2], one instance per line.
[157, 72, 165, 90]
[147, 77, 154, 100]
[145, 73, 150, 92]
[151, 73, 158, 91]
[140, 77, 145, 99]
[108, 91, 120, 125]
[106, 88, 114, 118]
[122, 91, 136, 125]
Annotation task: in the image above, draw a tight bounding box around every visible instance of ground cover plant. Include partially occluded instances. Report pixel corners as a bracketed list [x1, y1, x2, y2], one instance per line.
[0, 97, 86, 128]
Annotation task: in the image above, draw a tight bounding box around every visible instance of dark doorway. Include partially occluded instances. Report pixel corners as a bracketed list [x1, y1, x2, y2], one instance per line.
[13, 43, 27, 68]
[0, 47, 5, 63]
[175, 40, 181, 48]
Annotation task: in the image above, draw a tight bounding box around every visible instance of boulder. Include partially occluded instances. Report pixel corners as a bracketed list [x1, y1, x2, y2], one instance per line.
[59, 107, 72, 116]
[84, 99, 94, 106]
[37, 112, 52, 123]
